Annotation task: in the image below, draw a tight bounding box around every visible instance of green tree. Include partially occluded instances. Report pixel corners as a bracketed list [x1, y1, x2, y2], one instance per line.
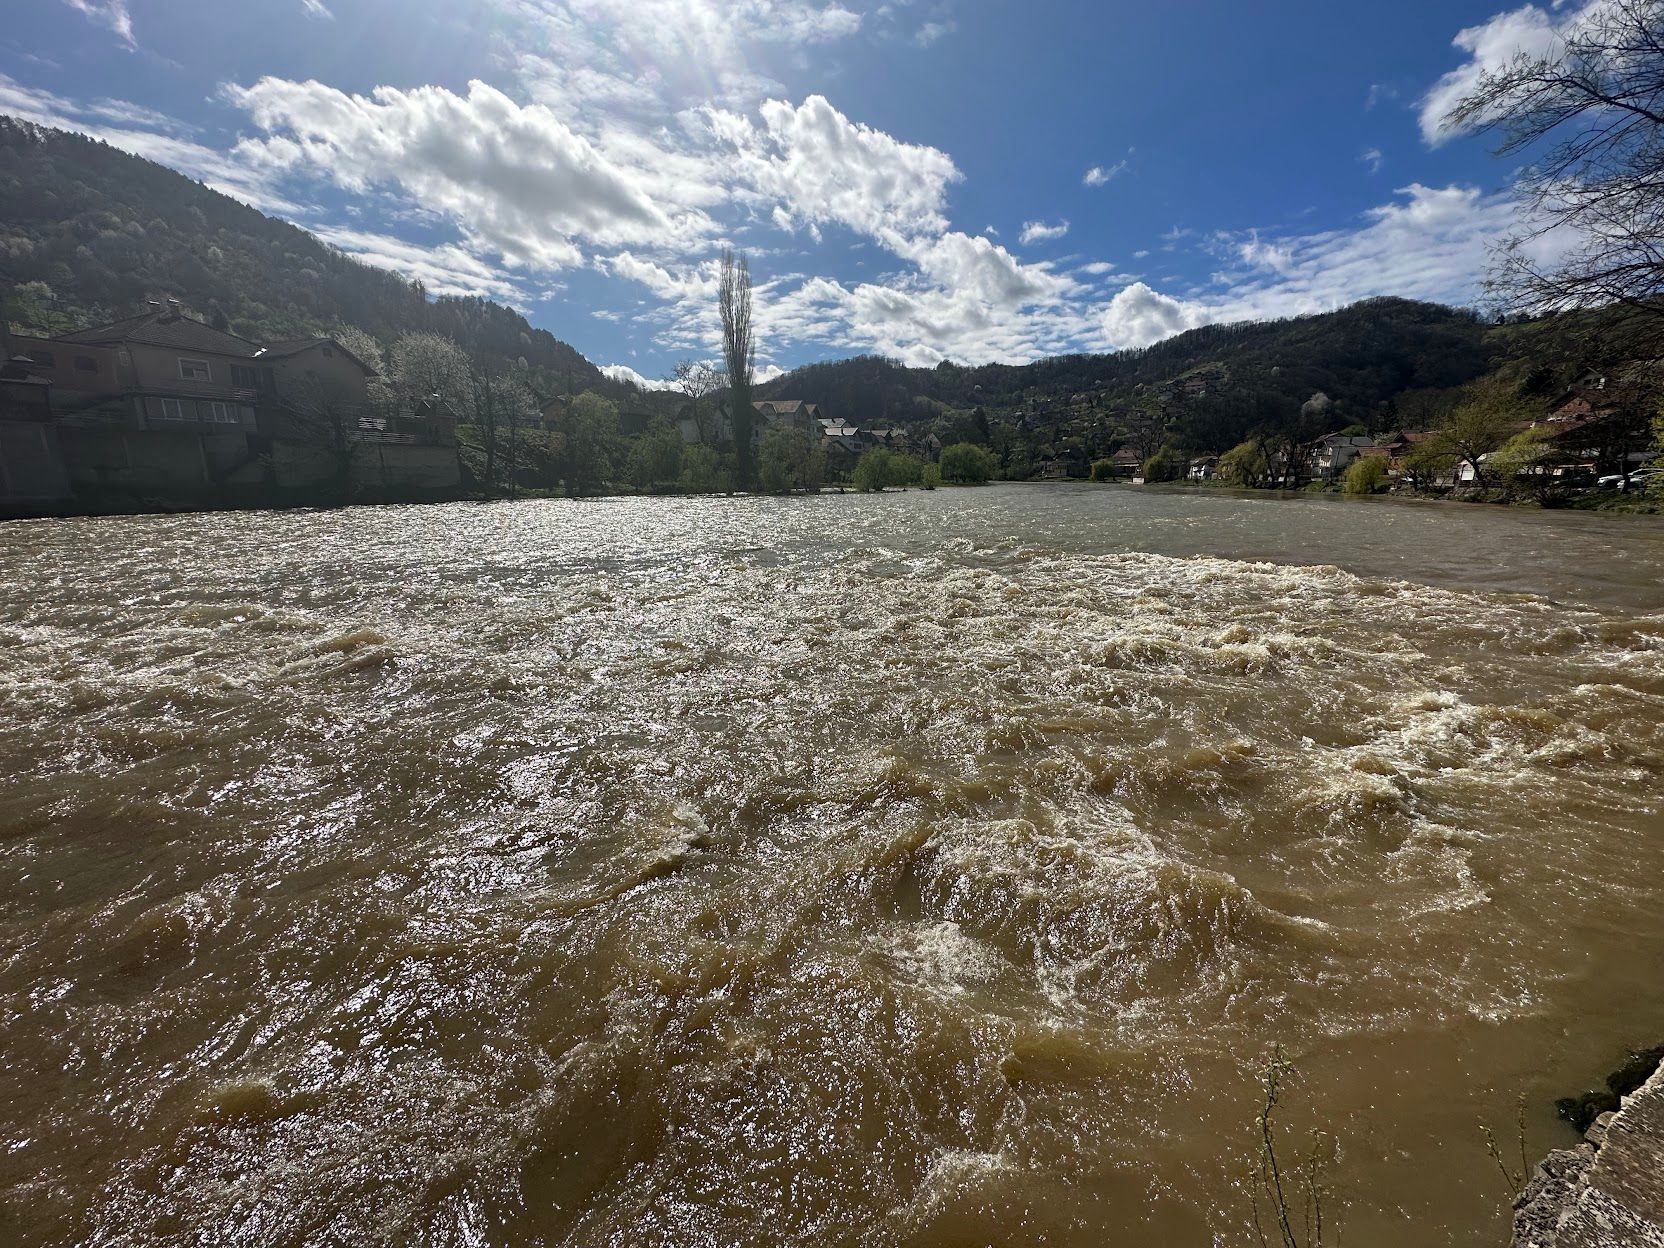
[920, 461, 941, 490]
[563, 391, 621, 496]
[1489, 424, 1565, 503]
[1089, 458, 1116, 482]
[1341, 455, 1388, 496]
[938, 442, 998, 484]
[628, 422, 684, 491]
[1219, 439, 1273, 488]
[1427, 382, 1527, 487]
[680, 444, 727, 493]
[756, 426, 823, 493]
[719, 249, 756, 489]
[1140, 447, 1188, 482]
[853, 448, 897, 492]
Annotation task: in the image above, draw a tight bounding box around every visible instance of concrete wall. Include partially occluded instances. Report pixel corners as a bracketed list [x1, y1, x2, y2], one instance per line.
[0, 421, 72, 505]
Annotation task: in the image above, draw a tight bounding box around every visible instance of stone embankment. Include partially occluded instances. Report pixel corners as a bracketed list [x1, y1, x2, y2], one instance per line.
[1512, 1054, 1664, 1247]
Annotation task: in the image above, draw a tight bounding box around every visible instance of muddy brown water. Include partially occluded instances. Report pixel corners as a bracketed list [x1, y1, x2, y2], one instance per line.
[3, 484, 1663, 1246]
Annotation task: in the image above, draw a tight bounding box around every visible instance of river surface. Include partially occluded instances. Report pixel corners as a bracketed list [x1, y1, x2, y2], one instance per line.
[3, 484, 1664, 1247]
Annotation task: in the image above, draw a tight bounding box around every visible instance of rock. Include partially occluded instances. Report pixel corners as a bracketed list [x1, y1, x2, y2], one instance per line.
[1513, 1146, 1595, 1247]
[1585, 1111, 1617, 1148]
[1606, 1046, 1664, 1099]
[1558, 1091, 1620, 1132]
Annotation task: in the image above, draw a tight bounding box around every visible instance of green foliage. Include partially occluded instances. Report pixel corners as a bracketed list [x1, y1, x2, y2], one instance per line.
[938, 442, 998, 484]
[1426, 379, 1530, 485]
[1140, 447, 1188, 482]
[852, 448, 922, 492]
[563, 392, 621, 496]
[680, 444, 727, 493]
[1089, 458, 1117, 482]
[920, 461, 941, 490]
[1341, 455, 1388, 496]
[1490, 424, 1566, 502]
[1219, 439, 1274, 488]
[627, 423, 684, 490]
[756, 426, 824, 494]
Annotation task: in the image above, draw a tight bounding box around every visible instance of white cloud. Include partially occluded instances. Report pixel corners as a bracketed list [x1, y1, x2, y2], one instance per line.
[1077, 261, 1117, 276]
[707, 94, 961, 242]
[1018, 219, 1070, 245]
[60, 0, 133, 47]
[914, 19, 955, 46]
[1101, 282, 1202, 348]
[1418, 1, 1602, 145]
[226, 78, 710, 268]
[600, 362, 679, 390]
[1083, 159, 1127, 187]
[1360, 146, 1384, 174]
[301, 0, 334, 17]
[0, 74, 292, 211]
[312, 226, 535, 301]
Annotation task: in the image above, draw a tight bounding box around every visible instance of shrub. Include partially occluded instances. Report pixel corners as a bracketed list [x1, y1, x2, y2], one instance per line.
[1341, 455, 1388, 496]
[1141, 448, 1188, 482]
[1090, 459, 1116, 482]
[938, 442, 999, 484]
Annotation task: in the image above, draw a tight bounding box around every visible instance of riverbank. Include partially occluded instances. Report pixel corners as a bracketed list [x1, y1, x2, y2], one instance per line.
[1086, 477, 1664, 517]
[1513, 1051, 1664, 1246]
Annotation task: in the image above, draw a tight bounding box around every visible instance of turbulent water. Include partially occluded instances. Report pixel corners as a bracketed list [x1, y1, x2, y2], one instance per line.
[3, 484, 1664, 1247]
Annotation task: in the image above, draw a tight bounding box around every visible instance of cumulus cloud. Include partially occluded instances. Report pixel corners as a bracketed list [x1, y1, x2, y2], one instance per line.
[1101, 282, 1202, 348]
[706, 94, 961, 242]
[226, 78, 709, 268]
[1418, 1, 1600, 145]
[600, 363, 678, 390]
[1018, 219, 1070, 245]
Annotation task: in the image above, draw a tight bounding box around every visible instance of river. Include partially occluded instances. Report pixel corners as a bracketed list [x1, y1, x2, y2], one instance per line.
[3, 483, 1663, 1246]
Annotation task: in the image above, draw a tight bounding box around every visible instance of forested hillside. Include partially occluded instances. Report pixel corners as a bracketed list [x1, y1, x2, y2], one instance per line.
[0, 118, 617, 398]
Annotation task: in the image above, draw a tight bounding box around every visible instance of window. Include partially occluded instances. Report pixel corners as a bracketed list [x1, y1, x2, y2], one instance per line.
[205, 401, 237, 424]
[74, 355, 98, 373]
[231, 365, 261, 390]
[178, 357, 211, 382]
[34, 350, 54, 368]
[158, 398, 187, 420]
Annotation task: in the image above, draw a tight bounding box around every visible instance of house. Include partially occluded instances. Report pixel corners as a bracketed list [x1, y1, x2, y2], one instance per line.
[2, 304, 458, 512]
[1187, 455, 1220, 481]
[753, 398, 822, 436]
[1108, 446, 1143, 477]
[0, 324, 71, 509]
[1308, 433, 1376, 481]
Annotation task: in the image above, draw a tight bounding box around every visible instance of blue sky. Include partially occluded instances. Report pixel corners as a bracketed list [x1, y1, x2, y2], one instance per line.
[1, 0, 1588, 385]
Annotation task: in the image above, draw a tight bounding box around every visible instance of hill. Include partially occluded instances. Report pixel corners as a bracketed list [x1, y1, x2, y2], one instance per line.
[759, 297, 1653, 469]
[0, 117, 621, 400]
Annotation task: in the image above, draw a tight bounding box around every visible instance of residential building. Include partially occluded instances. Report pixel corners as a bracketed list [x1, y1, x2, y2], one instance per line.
[1308, 433, 1376, 481]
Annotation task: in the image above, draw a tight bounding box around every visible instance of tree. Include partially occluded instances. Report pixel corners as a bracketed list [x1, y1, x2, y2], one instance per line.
[938, 442, 998, 484]
[1219, 439, 1274, 488]
[628, 421, 685, 491]
[1341, 455, 1389, 495]
[562, 391, 621, 496]
[670, 359, 723, 445]
[853, 448, 898, 492]
[719, 249, 756, 488]
[1427, 381, 1528, 486]
[680, 444, 728, 493]
[1440, 0, 1664, 315]
[1141, 447, 1188, 482]
[1490, 424, 1567, 502]
[1090, 459, 1117, 482]
[283, 372, 368, 503]
[388, 331, 472, 419]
